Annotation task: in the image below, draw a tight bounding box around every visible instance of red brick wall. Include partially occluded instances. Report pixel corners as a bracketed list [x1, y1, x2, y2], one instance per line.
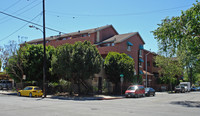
[99, 26, 118, 42]
[115, 33, 144, 75]
[47, 36, 95, 47]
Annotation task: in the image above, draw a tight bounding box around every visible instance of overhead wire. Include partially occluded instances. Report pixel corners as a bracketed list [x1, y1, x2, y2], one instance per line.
[2, 0, 21, 12]
[46, 4, 192, 17]
[0, 0, 41, 24]
[0, 11, 66, 34]
[0, 12, 43, 42]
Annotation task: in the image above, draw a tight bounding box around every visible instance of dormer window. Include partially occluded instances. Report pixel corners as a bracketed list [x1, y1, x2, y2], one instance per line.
[107, 43, 110, 46]
[82, 34, 87, 37]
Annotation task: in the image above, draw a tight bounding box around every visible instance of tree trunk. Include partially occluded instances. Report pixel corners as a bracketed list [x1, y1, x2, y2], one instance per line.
[114, 82, 120, 95]
[190, 67, 193, 86]
[78, 79, 81, 96]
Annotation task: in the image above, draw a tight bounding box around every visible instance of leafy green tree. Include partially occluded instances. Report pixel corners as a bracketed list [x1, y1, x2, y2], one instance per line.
[52, 41, 102, 95]
[51, 43, 73, 80]
[6, 44, 55, 85]
[22, 44, 55, 83]
[152, 1, 200, 84]
[6, 47, 27, 83]
[155, 55, 183, 91]
[104, 52, 135, 94]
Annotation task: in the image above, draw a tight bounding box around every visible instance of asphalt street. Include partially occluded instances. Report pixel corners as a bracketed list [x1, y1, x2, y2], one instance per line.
[0, 92, 200, 116]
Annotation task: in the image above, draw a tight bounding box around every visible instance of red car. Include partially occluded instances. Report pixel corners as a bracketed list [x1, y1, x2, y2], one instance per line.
[125, 85, 145, 98]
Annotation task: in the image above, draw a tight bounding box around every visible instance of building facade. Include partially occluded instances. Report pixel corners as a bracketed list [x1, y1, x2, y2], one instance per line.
[26, 25, 164, 92]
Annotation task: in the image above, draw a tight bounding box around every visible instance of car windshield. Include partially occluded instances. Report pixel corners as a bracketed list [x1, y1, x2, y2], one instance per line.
[176, 85, 180, 88]
[127, 86, 137, 90]
[145, 88, 150, 91]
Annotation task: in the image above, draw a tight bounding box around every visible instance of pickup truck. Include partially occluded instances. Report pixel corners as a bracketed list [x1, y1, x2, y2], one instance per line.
[0, 80, 12, 90]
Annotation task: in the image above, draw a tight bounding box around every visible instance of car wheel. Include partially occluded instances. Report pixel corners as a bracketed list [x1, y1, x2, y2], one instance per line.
[18, 92, 21, 96]
[29, 93, 32, 97]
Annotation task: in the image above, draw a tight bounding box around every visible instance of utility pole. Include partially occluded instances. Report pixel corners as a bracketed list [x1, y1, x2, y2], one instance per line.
[145, 50, 151, 88]
[42, 0, 46, 98]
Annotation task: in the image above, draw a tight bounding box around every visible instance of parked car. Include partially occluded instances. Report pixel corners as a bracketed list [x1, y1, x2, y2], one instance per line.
[175, 85, 185, 93]
[18, 86, 43, 97]
[191, 86, 197, 91]
[0, 80, 12, 90]
[197, 87, 200, 91]
[180, 82, 191, 92]
[125, 85, 145, 98]
[145, 87, 155, 97]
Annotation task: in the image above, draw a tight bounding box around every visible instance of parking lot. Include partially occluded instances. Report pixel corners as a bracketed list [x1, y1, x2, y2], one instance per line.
[0, 91, 200, 116]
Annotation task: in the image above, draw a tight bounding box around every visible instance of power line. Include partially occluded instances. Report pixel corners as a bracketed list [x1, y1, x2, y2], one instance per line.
[46, 4, 192, 17]
[0, 0, 41, 24]
[2, 0, 21, 12]
[0, 12, 43, 41]
[0, 11, 66, 34]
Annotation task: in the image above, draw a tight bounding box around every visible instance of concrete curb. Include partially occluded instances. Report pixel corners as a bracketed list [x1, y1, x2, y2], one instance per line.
[0, 91, 124, 100]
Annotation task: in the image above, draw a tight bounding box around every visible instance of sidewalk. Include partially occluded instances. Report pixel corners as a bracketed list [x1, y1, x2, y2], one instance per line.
[0, 90, 124, 100]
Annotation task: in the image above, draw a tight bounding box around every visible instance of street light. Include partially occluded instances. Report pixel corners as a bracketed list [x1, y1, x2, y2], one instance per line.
[145, 50, 151, 88]
[29, 25, 43, 33]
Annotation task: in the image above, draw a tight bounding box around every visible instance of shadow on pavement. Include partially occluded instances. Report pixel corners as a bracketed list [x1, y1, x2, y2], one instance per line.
[171, 101, 200, 108]
[48, 96, 104, 101]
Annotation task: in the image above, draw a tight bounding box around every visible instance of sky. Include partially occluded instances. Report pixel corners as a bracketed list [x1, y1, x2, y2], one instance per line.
[0, 0, 197, 53]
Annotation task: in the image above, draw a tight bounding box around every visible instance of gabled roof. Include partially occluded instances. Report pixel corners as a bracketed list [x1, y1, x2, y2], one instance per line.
[97, 32, 145, 44]
[26, 25, 116, 44]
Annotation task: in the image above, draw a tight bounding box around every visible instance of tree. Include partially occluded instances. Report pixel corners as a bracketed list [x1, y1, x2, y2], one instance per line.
[6, 47, 26, 83]
[51, 43, 73, 80]
[22, 44, 55, 84]
[155, 55, 183, 91]
[104, 52, 135, 94]
[6, 44, 55, 85]
[51, 41, 102, 95]
[0, 40, 18, 70]
[152, 1, 200, 85]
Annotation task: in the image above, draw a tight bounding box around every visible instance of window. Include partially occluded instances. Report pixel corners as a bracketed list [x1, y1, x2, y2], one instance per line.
[107, 43, 110, 46]
[111, 43, 115, 46]
[28, 87, 32, 90]
[139, 50, 142, 57]
[127, 41, 133, 51]
[127, 46, 131, 51]
[62, 38, 67, 40]
[153, 62, 158, 67]
[147, 61, 150, 66]
[139, 61, 142, 67]
[82, 34, 87, 37]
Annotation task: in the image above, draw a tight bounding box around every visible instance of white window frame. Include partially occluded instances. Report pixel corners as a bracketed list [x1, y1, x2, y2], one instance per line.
[111, 43, 115, 46]
[127, 45, 131, 51]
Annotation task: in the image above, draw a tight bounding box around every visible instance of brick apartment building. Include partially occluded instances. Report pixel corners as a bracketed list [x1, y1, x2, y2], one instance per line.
[26, 25, 165, 92]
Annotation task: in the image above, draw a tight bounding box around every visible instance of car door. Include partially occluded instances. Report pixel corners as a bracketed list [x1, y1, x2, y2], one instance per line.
[21, 87, 28, 96]
[26, 87, 33, 96]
